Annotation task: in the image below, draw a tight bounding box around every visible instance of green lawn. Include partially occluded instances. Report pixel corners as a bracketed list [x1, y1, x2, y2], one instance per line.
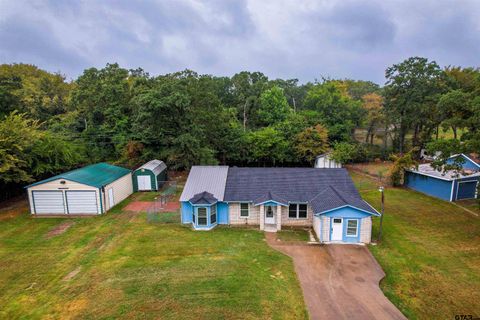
[276, 228, 310, 243]
[0, 201, 307, 319]
[351, 171, 480, 319]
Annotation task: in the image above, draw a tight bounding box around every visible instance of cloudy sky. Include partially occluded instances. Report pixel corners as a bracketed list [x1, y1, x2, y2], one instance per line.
[1, 0, 479, 84]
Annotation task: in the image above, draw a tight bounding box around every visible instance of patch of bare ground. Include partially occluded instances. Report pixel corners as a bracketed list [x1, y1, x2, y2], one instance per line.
[63, 267, 81, 281]
[46, 221, 75, 238]
[0, 198, 28, 220]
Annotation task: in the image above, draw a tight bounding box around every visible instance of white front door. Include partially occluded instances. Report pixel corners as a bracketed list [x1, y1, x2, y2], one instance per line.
[108, 188, 115, 208]
[331, 218, 343, 241]
[265, 206, 275, 224]
[137, 175, 152, 191]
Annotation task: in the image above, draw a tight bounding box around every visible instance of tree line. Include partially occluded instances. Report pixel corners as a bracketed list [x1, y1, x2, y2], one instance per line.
[1, 57, 479, 200]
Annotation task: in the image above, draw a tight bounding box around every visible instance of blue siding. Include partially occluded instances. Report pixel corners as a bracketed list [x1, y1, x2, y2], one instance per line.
[217, 202, 229, 224]
[447, 155, 480, 171]
[181, 202, 193, 223]
[405, 171, 453, 201]
[323, 206, 371, 243]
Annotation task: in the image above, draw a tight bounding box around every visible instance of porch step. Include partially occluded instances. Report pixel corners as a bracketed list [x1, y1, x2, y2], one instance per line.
[264, 224, 277, 233]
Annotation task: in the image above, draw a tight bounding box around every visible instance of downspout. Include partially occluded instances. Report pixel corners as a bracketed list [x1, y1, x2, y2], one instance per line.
[98, 187, 104, 214]
[319, 214, 323, 243]
[450, 180, 455, 202]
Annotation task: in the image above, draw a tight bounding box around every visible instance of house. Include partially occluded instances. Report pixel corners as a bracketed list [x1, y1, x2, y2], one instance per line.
[132, 159, 167, 191]
[405, 153, 480, 201]
[180, 166, 379, 244]
[26, 163, 133, 215]
[314, 153, 341, 168]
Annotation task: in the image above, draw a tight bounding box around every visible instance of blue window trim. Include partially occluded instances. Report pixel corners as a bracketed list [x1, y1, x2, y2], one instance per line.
[345, 219, 358, 237]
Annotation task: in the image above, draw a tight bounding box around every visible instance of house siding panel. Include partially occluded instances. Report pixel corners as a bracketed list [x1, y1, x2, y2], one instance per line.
[104, 173, 133, 211]
[360, 217, 372, 243]
[281, 205, 313, 227]
[405, 171, 453, 201]
[229, 203, 260, 225]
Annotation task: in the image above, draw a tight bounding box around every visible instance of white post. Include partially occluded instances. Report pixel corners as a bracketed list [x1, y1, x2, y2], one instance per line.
[260, 205, 265, 231]
[276, 205, 282, 231]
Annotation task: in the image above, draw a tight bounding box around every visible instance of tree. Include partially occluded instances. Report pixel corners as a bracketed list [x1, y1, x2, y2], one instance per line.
[384, 57, 445, 153]
[330, 142, 357, 164]
[388, 151, 418, 186]
[304, 81, 362, 142]
[362, 93, 384, 144]
[246, 127, 289, 166]
[437, 90, 471, 139]
[294, 124, 329, 164]
[0, 112, 82, 184]
[425, 139, 465, 174]
[257, 85, 291, 127]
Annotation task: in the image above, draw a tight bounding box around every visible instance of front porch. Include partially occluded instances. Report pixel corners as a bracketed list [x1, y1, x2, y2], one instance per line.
[258, 202, 284, 232]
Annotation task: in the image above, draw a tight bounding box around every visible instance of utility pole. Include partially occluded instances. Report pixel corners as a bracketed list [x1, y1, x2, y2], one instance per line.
[378, 186, 385, 242]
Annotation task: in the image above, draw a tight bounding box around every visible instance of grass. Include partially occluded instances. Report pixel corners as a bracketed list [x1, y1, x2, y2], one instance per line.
[0, 200, 307, 319]
[276, 228, 310, 243]
[350, 170, 480, 319]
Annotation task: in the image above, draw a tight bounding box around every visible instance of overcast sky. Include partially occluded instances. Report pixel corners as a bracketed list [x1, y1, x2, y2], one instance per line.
[1, 0, 479, 84]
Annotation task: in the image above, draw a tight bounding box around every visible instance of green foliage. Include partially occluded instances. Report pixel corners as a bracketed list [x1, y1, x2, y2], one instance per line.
[384, 57, 446, 152]
[257, 85, 291, 126]
[246, 127, 289, 165]
[0, 112, 83, 184]
[425, 139, 464, 174]
[389, 151, 418, 186]
[331, 142, 357, 164]
[304, 81, 362, 142]
[294, 124, 329, 164]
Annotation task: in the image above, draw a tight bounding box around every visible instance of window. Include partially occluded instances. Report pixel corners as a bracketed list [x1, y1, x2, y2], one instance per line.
[289, 203, 308, 219]
[197, 207, 207, 226]
[211, 205, 217, 224]
[288, 204, 297, 218]
[240, 203, 249, 217]
[298, 204, 307, 218]
[346, 219, 358, 237]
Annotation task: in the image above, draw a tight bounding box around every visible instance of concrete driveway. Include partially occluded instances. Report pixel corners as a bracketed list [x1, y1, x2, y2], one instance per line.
[266, 234, 406, 320]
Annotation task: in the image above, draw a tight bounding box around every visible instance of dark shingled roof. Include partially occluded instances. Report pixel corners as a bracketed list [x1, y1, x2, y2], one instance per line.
[189, 191, 218, 205]
[310, 186, 379, 215]
[253, 191, 288, 205]
[224, 167, 377, 215]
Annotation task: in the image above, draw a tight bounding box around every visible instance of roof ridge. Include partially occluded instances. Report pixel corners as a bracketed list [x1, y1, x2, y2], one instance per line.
[329, 185, 348, 204]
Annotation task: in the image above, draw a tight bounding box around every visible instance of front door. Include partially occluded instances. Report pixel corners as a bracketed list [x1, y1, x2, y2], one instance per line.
[265, 206, 275, 224]
[331, 218, 343, 241]
[137, 175, 152, 191]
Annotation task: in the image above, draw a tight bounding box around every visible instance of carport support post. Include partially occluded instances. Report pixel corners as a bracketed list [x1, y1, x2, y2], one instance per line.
[378, 186, 385, 242]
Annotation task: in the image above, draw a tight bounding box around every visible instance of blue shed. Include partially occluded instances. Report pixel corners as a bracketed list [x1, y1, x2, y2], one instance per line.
[405, 154, 480, 202]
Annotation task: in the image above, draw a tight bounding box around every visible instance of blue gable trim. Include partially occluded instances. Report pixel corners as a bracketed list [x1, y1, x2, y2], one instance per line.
[254, 200, 286, 207]
[447, 154, 480, 171]
[322, 206, 371, 219]
[315, 204, 379, 217]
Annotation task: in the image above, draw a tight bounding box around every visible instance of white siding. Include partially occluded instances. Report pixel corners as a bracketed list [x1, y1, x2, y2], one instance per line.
[313, 216, 321, 240]
[360, 217, 372, 244]
[321, 216, 330, 242]
[104, 173, 133, 211]
[315, 155, 341, 168]
[27, 179, 99, 215]
[228, 202, 260, 225]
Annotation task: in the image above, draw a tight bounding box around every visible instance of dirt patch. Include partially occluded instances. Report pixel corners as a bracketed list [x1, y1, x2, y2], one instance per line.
[124, 201, 180, 212]
[46, 221, 75, 238]
[63, 267, 81, 281]
[0, 198, 28, 221]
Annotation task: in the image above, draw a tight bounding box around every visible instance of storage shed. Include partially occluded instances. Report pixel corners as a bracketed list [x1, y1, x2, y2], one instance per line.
[132, 160, 167, 191]
[314, 153, 341, 168]
[405, 154, 480, 201]
[26, 163, 133, 215]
